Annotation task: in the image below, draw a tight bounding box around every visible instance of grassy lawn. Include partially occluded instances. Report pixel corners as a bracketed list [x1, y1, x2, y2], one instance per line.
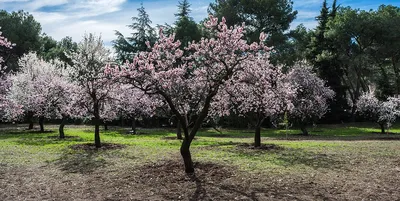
[1, 123, 400, 200]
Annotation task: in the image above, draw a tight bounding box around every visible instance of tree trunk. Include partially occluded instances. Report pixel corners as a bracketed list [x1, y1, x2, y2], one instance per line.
[176, 120, 182, 140]
[380, 123, 385, 134]
[180, 138, 194, 173]
[254, 125, 261, 147]
[59, 116, 66, 139]
[28, 112, 34, 130]
[104, 123, 108, 131]
[300, 124, 309, 135]
[350, 104, 357, 122]
[28, 122, 34, 130]
[131, 118, 136, 134]
[95, 122, 101, 148]
[93, 101, 101, 148]
[39, 116, 44, 132]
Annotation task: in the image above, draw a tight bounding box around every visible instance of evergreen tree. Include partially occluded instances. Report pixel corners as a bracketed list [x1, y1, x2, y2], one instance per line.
[0, 10, 42, 71]
[175, 0, 191, 18]
[308, 0, 348, 122]
[208, 0, 297, 45]
[113, 4, 156, 62]
[174, 0, 201, 48]
[208, 0, 297, 65]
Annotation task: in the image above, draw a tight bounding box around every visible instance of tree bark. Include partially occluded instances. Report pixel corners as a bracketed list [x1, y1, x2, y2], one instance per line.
[59, 116, 67, 139]
[380, 123, 385, 134]
[104, 123, 108, 131]
[176, 120, 182, 140]
[254, 124, 261, 147]
[131, 118, 136, 134]
[93, 101, 101, 148]
[39, 116, 44, 132]
[95, 123, 101, 148]
[27, 112, 34, 130]
[300, 124, 309, 135]
[28, 122, 34, 130]
[180, 138, 194, 173]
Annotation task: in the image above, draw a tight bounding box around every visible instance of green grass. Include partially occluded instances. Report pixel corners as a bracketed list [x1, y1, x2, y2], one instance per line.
[1, 123, 399, 173]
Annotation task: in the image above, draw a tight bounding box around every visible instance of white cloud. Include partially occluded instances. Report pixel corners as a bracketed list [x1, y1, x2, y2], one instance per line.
[23, 0, 68, 10]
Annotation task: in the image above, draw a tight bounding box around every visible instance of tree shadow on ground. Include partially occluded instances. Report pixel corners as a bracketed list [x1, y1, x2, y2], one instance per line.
[188, 173, 260, 201]
[54, 149, 106, 174]
[273, 133, 400, 141]
[0, 130, 56, 139]
[274, 150, 344, 169]
[53, 143, 125, 174]
[14, 135, 85, 146]
[109, 160, 264, 200]
[207, 143, 344, 170]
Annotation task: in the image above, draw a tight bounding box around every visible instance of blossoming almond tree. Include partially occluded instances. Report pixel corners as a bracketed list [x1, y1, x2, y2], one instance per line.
[108, 16, 270, 173]
[357, 91, 400, 133]
[286, 64, 335, 135]
[0, 28, 22, 120]
[211, 54, 295, 147]
[68, 33, 114, 148]
[8, 53, 71, 132]
[113, 84, 159, 133]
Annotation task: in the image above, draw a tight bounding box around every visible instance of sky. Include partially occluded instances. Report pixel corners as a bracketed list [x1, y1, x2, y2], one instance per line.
[0, 0, 399, 49]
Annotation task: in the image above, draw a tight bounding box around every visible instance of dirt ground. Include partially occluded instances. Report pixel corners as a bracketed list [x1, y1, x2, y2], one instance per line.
[1, 155, 400, 201]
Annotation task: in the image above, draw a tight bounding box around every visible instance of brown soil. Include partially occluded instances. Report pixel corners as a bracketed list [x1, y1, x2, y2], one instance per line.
[1, 158, 400, 200]
[69, 143, 126, 151]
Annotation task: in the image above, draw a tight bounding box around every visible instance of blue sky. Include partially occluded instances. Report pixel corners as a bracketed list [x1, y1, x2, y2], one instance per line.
[0, 0, 399, 49]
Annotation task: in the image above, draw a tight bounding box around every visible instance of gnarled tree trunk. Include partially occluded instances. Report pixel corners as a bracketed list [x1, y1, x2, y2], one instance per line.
[180, 137, 194, 173]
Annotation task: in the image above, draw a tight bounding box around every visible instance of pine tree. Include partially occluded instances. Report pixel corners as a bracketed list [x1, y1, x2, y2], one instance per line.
[128, 4, 156, 52]
[175, 0, 191, 18]
[112, 4, 156, 62]
[308, 0, 348, 122]
[174, 0, 201, 48]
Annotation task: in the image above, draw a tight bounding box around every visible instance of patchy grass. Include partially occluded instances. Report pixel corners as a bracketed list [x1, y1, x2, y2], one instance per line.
[1, 123, 400, 200]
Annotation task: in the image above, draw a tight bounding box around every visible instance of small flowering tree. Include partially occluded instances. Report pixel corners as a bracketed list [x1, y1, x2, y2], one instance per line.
[8, 53, 71, 132]
[113, 84, 159, 133]
[286, 64, 335, 135]
[0, 28, 21, 120]
[108, 16, 271, 173]
[68, 33, 114, 148]
[357, 91, 400, 133]
[211, 54, 295, 147]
